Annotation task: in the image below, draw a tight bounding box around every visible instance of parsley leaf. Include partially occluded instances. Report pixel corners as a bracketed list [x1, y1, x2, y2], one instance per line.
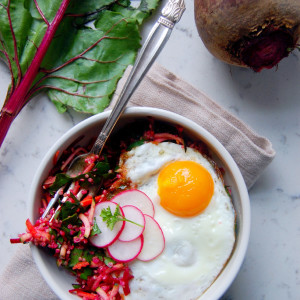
[100, 204, 143, 230]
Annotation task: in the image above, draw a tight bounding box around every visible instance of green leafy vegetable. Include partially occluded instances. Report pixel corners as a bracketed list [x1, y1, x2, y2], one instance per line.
[90, 217, 101, 236]
[61, 213, 78, 225]
[101, 204, 142, 230]
[69, 248, 83, 268]
[0, 0, 160, 147]
[59, 196, 81, 220]
[69, 246, 105, 268]
[56, 236, 64, 249]
[49, 161, 111, 194]
[80, 267, 93, 280]
[127, 139, 145, 150]
[72, 284, 81, 289]
[104, 256, 115, 266]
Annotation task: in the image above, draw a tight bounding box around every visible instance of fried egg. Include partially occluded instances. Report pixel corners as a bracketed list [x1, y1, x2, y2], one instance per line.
[119, 142, 236, 299]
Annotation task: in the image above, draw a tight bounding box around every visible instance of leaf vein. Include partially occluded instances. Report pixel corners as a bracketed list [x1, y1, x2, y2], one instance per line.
[33, 0, 50, 26]
[4, 0, 22, 85]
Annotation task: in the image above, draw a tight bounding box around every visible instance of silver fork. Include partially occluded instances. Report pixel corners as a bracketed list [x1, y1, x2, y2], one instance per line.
[42, 0, 186, 219]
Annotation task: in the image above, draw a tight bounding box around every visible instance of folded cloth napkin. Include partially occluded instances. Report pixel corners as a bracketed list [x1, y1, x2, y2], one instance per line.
[0, 63, 275, 300]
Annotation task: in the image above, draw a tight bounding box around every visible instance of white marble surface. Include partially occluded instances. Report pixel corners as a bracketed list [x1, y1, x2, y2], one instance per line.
[0, 0, 300, 299]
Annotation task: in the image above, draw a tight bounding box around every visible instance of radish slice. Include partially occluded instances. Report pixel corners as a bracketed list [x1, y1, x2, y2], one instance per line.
[137, 214, 165, 261]
[107, 236, 144, 262]
[89, 201, 125, 248]
[112, 189, 155, 217]
[118, 205, 145, 242]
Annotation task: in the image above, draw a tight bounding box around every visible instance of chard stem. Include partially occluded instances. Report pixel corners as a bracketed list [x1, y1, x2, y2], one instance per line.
[0, 111, 14, 147]
[0, 0, 71, 147]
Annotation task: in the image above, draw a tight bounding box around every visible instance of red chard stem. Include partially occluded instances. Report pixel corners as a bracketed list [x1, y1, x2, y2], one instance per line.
[0, 0, 71, 147]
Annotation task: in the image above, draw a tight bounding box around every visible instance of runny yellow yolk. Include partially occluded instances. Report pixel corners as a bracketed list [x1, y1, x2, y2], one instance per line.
[157, 161, 214, 217]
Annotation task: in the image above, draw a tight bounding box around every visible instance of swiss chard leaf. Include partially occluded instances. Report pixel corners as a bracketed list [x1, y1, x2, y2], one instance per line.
[61, 212, 78, 225]
[127, 139, 145, 150]
[69, 246, 105, 268]
[69, 248, 83, 267]
[49, 161, 111, 194]
[0, 0, 160, 147]
[43, 9, 142, 114]
[59, 197, 81, 220]
[80, 267, 93, 280]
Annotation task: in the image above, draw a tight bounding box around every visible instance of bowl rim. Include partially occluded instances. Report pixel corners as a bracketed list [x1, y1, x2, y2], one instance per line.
[29, 106, 251, 300]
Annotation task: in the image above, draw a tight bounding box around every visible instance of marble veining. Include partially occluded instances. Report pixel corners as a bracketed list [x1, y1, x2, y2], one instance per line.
[0, 0, 300, 299]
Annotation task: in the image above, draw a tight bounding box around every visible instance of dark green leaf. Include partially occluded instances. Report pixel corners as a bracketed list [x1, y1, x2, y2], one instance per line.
[104, 256, 115, 266]
[41, 0, 160, 114]
[82, 250, 92, 263]
[0, 0, 33, 80]
[48, 173, 72, 194]
[49, 228, 57, 237]
[61, 213, 79, 226]
[90, 218, 101, 236]
[127, 139, 145, 150]
[66, 0, 117, 15]
[69, 192, 80, 203]
[80, 267, 93, 280]
[0, 0, 160, 119]
[69, 248, 83, 267]
[56, 236, 64, 249]
[60, 200, 80, 220]
[49, 161, 111, 194]
[72, 284, 81, 289]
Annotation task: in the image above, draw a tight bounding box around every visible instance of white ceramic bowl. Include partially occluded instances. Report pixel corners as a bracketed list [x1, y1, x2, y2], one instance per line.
[29, 107, 250, 300]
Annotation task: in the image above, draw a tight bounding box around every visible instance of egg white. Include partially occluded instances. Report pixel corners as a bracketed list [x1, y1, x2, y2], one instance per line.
[119, 142, 236, 300]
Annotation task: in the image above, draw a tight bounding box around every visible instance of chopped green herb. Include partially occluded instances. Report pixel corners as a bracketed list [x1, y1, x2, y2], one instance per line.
[72, 284, 81, 289]
[100, 204, 143, 230]
[56, 236, 64, 249]
[104, 256, 116, 266]
[49, 228, 57, 237]
[69, 248, 83, 268]
[80, 267, 93, 280]
[90, 218, 101, 237]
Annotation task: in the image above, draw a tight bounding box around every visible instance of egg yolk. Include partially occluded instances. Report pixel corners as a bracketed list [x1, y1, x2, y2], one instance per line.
[157, 161, 214, 217]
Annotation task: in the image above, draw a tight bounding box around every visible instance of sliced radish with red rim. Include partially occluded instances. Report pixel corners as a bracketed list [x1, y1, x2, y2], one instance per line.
[107, 236, 144, 262]
[111, 189, 155, 217]
[137, 214, 165, 261]
[89, 201, 124, 248]
[118, 205, 145, 242]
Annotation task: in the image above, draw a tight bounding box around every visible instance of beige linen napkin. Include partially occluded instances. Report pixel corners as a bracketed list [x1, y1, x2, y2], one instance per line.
[0, 63, 275, 299]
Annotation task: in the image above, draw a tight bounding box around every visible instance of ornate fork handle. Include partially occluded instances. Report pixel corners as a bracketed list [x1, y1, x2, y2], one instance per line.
[159, 0, 186, 28]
